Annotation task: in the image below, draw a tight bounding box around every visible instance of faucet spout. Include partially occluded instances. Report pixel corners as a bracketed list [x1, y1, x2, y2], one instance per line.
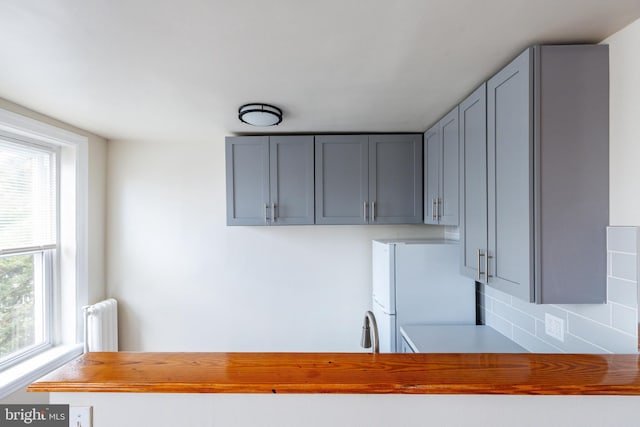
[360, 310, 379, 353]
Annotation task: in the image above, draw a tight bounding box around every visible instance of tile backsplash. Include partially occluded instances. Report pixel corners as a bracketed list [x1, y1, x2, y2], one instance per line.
[478, 226, 639, 354]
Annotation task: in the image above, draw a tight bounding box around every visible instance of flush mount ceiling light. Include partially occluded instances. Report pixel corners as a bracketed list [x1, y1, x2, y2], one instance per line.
[238, 103, 283, 127]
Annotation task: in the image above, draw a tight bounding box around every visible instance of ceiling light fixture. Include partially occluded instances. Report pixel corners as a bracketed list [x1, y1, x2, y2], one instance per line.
[238, 103, 283, 127]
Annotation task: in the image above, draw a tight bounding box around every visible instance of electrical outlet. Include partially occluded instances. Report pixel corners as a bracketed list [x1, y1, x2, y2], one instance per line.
[69, 406, 92, 427]
[545, 313, 565, 342]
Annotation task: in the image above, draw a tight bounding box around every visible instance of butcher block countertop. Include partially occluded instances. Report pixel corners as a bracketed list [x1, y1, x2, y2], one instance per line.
[27, 352, 640, 395]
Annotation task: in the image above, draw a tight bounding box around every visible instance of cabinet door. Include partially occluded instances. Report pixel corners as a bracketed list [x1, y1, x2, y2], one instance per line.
[369, 134, 422, 224]
[225, 136, 270, 225]
[423, 125, 440, 224]
[439, 107, 459, 226]
[269, 136, 315, 225]
[487, 48, 534, 302]
[459, 84, 487, 280]
[315, 135, 368, 224]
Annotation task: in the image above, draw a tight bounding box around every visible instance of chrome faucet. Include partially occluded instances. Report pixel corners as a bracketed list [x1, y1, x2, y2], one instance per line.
[360, 310, 379, 353]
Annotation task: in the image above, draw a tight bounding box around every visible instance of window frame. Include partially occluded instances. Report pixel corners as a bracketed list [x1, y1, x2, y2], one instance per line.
[0, 107, 89, 399]
[0, 249, 55, 369]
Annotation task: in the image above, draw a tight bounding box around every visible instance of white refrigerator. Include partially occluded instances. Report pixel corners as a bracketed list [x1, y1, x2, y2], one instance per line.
[372, 239, 476, 352]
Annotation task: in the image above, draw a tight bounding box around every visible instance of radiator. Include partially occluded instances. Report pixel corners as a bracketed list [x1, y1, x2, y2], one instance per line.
[83, 298, 119, 352]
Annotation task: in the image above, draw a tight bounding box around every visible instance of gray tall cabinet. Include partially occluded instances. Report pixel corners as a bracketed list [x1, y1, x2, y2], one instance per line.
[459, 45, 609, 304]
[225, 135, 315, 225]
[315, 134, 422, 224]
[424, 106, 459, 225]
[459, 83, 487, 282]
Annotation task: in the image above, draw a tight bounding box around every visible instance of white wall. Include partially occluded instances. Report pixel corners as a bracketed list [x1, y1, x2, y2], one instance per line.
[605, 17, 640, 226]
[107, 134, 440, 351]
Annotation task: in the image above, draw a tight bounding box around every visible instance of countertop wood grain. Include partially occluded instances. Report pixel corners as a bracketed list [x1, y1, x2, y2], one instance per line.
[27, 352, 640, 395]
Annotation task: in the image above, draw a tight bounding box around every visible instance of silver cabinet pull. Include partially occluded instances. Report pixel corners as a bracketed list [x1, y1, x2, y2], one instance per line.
[432, 199, 437, 221]
[485, 251, 493, 282]
[363, 201, 368, 222]
[371, 201, 376, 222]
[476, 249, 492, 283]
[436, 198, 441, 220]
[271, 203, 276, 222]
[264, 204, 269, 224]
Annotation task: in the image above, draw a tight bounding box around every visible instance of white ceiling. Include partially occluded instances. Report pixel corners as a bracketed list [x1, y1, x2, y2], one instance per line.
[0, 0, 639, 141]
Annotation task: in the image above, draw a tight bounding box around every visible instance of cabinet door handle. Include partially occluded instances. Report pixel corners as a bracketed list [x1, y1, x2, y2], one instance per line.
[271, 203, 276, 222]
[264, 204, 269, 224]
[485, 251, 493, 282]
[476, 249, 492, 283]
[437, 198, 441, 220]
[432, 199, 437, 221]
[371, 201, 376, 222]
[363, 202, 368, 222]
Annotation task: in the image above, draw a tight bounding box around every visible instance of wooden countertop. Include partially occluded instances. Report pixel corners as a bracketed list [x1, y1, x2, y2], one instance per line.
[27, 352, 640, 395]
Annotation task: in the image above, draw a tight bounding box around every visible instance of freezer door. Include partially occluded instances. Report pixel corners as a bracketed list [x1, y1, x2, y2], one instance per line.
[372, 240, 395, 314]
[395, 242, 476, 333]
[372, 301, 396, 353]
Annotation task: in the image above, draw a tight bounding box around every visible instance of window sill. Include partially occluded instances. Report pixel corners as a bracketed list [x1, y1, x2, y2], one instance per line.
[0, 344, 83, 400]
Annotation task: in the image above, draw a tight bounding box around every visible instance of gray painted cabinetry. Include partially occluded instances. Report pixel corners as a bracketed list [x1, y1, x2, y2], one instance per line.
[459, 83, 487, 281]
[460, 45, 609, 304]
[227, 134, 422, 226]
[226, 135, 314, 225]
[424, 107, 459, 225]
[315, 134, 422, 225]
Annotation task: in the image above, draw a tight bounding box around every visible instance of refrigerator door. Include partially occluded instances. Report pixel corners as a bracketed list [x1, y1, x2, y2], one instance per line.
[372, 300, 396, 353]
[395, 242, 476, 351]
[372, 240, 395, 314]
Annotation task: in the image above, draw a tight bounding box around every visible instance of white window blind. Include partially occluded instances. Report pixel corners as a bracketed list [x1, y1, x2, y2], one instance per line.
[0, 138, 57, 254]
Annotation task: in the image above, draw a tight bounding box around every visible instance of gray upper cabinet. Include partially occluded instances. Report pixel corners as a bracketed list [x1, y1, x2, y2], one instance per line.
[315, 135, 368, 225]
[315, 134, 422, 225]
[474, 45, 609, 304]
[226, 136, 270, 225]
[424, 107, 459, 225]
[269, 136, 315, 225]
[459, 83, 487, 280]
[487, 49, 533, 301]
[369, 134, 423, 224]
[226, 135, 314, 226]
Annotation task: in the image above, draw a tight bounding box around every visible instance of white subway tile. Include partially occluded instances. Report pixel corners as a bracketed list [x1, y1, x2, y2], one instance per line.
[560, 303, 611, 326]
[561, 333, 612, 354]
[611, 252, 638, 282]
[612, 303, 638, 336]
[567, 313, 637, 353]
[510, 298, 566, 322]
[485, 311, 513, 339]
[607, 277, 638, 307]
[483, 285, 512, 304]
[492, 299, 536, 334]
[516, 323, 563, 353]
[607, 226, 638, 254]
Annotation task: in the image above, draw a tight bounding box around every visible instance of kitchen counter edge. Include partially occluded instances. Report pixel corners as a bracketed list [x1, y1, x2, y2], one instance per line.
[27, 351, 640, 395]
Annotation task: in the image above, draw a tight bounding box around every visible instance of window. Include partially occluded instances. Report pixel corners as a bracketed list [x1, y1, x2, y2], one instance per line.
[0, 137, 58, 368]
[0, 107, 89, 398]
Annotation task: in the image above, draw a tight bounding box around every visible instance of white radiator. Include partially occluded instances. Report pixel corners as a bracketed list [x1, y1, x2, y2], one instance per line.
[83, 298, 118, 352]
